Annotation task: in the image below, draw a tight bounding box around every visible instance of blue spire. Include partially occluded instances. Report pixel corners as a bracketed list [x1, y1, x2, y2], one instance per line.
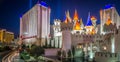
[86, 12, 92, 26]
[63, 11, 67, 22]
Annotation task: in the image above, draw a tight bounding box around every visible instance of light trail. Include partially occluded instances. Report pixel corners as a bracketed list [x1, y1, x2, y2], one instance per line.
[2, 50, 19, 62]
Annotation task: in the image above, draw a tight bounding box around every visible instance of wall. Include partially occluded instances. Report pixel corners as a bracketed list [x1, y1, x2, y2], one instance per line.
[44, 48, 60, 56]
[95, 52, 118, 62]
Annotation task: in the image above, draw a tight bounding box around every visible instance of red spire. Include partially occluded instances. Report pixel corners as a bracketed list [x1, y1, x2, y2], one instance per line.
[73, 9, 79, 21]
[64, 17, 69, 24]
[66, 10, 72, 22]
[64, 10, 71, 23]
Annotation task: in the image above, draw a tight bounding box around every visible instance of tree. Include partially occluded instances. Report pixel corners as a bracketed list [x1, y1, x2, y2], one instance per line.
[53, 38, 56, 48]
[68, 50, 72, 58]
[57, 50, 62, 60]
[57, 50, 61, 57]
[45, 37, 48, 47]
[62, 50, 66, 58]
[58, 37, 60, 48]
[43, 37, 48, 48]
[71, 46, 75, 57]
[22, 44, 26, 49]
[30, 46, 44, 57]
[48, 39, 52, 48]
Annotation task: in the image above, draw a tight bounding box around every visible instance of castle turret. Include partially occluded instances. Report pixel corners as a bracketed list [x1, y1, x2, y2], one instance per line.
[73, 10, 82, 30]
[91, 16, 97, 27]
[64, 10, 72, 23]
[86, 12, 93, 26]
[61, 13, 73, 52]
[85, 12, 96, 34]
[53, 19, 62, 48]
[80, 18, 84, 29]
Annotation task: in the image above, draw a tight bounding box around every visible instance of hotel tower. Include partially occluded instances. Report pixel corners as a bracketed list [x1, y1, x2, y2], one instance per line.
[20, 2, 51, 45]
[100, 5, 120, 34]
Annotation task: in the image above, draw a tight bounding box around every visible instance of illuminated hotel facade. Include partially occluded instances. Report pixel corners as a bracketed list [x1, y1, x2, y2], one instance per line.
[19, 3, 120, 61]
[20, 2, 50, 45]
[51, 6, 120, 62]
[0, 29, 14, 44]
[100, 5, 120, 34]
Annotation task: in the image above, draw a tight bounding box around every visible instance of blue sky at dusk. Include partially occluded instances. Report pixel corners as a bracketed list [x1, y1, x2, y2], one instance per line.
[0, 0, 120, 37]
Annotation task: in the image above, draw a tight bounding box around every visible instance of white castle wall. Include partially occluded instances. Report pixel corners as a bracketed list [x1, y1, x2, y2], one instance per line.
[62, 30, 72, 51]
[71, 34, 83, 46]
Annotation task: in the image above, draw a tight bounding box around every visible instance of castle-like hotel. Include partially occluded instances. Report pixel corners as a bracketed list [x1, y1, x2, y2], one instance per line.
[51, 6, 120, 62]
[20, 2, 120, 62]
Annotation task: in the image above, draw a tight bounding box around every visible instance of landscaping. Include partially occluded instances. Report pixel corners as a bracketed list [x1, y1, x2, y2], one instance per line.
[20, 44, 46, 61]
[0, 46, 11, 52]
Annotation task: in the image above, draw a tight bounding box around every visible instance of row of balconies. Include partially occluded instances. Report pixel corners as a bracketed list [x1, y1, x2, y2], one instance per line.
[61, 27, 73, 31]
[72, 34, 103, 39]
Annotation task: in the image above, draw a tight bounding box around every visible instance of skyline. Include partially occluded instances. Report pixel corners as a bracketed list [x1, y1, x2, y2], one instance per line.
[0, 0, 120, 37]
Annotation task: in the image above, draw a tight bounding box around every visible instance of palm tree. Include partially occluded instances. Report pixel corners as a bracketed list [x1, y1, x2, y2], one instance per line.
[44, 37, 48, 48]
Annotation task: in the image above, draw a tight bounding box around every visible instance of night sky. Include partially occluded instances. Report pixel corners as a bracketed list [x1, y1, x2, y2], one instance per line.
[0, 0, 120, 37]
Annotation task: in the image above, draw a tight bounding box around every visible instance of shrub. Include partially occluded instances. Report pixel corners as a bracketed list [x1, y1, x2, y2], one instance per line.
[30, 46, 44, 57]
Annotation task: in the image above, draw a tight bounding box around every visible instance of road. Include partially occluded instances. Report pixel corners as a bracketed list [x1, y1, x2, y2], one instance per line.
[0, 51, 11, 62]
[2, 50, 20, 62]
